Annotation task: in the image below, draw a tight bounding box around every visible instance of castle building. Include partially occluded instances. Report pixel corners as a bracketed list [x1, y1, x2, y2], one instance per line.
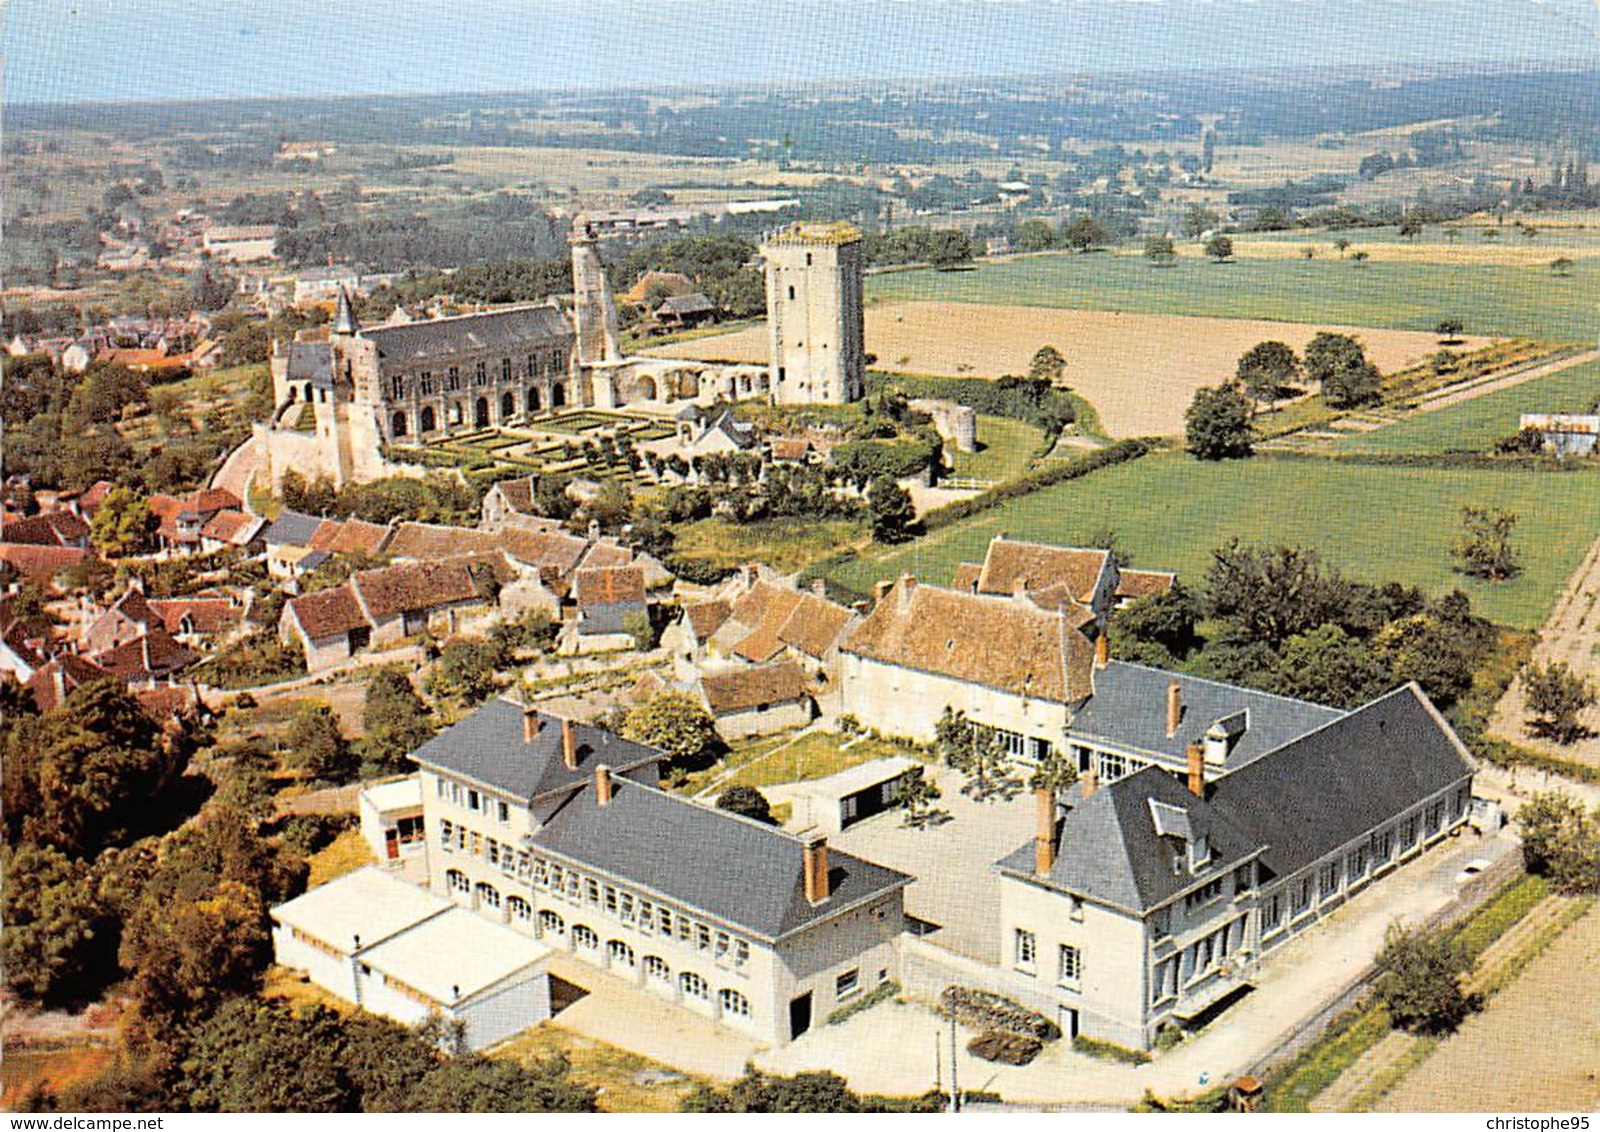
[761, 222, 865, 405]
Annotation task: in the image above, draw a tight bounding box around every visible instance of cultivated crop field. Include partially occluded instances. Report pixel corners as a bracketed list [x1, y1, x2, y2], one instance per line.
[655, 300, 1485, 436]
[819, 452, 1600, 629]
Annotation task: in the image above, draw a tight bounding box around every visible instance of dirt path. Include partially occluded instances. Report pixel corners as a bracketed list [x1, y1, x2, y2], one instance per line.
[1408, 347, 1600, 414]
[1376, 902, 1600, 1113]
[211, 434, 263, 505]
[1489, 532, 1600, 771]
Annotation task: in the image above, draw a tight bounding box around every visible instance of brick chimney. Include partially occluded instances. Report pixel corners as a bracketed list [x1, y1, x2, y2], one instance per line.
[1187, 742, 1206, 799]
[1166, 680, 1183, 737]
[1095, 629, 1110, 669]
[801, 831, 830, 905]
[561, 717, 578, 770]
[594, 764, 613, 806]
[1080, 767, 1099, 800]
[1033, 786, 1057, 875]
[523, 707, 543, 743]
[897, 573, 916, 613]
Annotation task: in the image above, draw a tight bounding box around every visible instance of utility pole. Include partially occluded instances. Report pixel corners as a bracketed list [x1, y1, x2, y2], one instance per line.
[948, 1011, 961, 1113]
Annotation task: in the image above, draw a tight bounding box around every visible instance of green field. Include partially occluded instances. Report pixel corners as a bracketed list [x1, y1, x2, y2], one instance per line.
[949, 414, 1047, 482]
[821, 452, 1600, 628]
[1339, 358, 1600, 455]
[867, 252, 1597, 342]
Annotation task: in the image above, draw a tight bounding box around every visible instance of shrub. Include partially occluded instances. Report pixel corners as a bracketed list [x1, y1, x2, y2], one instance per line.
[968, 1030, 1043, 1065]
[1153, 1023, 1186, 1052]
[279, 813, 355, 858]
[938, 986, 1060, 1042]
[1072, 1035, 1153, 1064]
[826, 981, 899, 1026]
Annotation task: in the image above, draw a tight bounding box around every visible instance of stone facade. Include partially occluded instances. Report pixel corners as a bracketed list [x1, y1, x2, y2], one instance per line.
[762, 222, 865, 405]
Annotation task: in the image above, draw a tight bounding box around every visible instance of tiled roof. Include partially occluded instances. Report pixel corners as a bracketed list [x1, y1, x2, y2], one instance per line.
[574, 566, 645, 609]
[285, 584, 370, 642]
[307, 519, 347, 553]
[3, 620, 47, 671]
[684, 599, 731, 641]
[1, 511, 90, 547]
[490, 476, 537, 515]
[89, 628, 197, 680]
[950, 562, 983, 592]
[700, 660, 809, 714]
[146, 597, 244, 636]
[383, 522, 502, 561]
[1116, 569, 1177, 601]
[327, 518, 392, 556]
[351, 554, 510, 620]
[576, 541, 635, 571]
[362, 303, 573, 362]
[262, 510, 327, 548]
[200, 509, 264, 544]
[976, 536, 1110, 604]
[189, 487, 241, 515]
[658, 292, 716, 316]
[777, 593, 855, 660]
[24, 654, 111, 713]
[842, 579, 1096, 703]
[0, 544, 86, 587]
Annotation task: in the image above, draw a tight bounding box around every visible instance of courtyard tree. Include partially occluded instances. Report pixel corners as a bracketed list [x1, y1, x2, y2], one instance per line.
[1203, 234, 1234, 262]
[1110, 583, 1204, 663]
[936, 708, 1012, 800]
[1305, 332, 1380, 408]
[1027, 744, 1078, 795]
[1374, 923, 1472, 1035]
[286, 703, 358, 784]
[716, 785, 776, 825]
[359, 667, 436, 776]
[867, 475, 916, 544]
[89, 486, 156, 558]
[899, 767, 943, 829]
[423, 639, 505, 709]
[1522, 660, 1596, 745]
[1451, 505, 1521, 582]
[1236, 340, 1300, 408]
[1184, 382, 1254, 460]
[621, 691, 719, 769]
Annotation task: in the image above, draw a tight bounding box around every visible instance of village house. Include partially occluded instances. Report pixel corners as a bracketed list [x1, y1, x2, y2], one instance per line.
[409, 698, 911, 1046]
[633, 659, 815, 741]
[1, 510, 92, 550]
[146, 487, 244, 558]
[360, 775, 428, 865]
[561, 565, 648, 655]
[950, 533, 1175, 621]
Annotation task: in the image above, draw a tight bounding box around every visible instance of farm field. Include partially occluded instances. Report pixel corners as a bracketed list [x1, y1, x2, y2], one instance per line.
[655, 301, 1476, 436]
[864, 252, 1598, 342]
[1340, 356, 1600, 454]
[819, 451, 1600, 629]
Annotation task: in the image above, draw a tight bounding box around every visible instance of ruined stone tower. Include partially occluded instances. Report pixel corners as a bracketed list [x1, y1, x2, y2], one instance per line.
[760, 221, 865, 405]
[569, 214, 620, 367]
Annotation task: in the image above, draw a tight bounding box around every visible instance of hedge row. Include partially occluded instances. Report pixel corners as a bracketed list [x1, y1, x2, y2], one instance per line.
[922, 438, 1153, 531]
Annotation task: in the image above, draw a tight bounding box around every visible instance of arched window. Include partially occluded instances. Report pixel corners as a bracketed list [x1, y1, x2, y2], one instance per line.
[538, 909, 565, 936]
[607, 940, 636, 968]
[507, 896, 532, 923]
[680, 972, 709, 1000]
[526, 387, 541, 413]
[474, 397, 490, 428]
[551, 382, 566, 408]
[719, 988, 750, 1018]
[446, 869, 469, 894]
[475, 882, 501, 909]
[572, 924, 599, 951]
[644, 956, 670, 983]
[391, 410, 408, 437]
[501, 391, 514, 420]
[420, 405, 437, 433]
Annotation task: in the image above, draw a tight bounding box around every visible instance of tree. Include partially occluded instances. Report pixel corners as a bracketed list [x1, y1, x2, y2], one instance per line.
[1236, 340, 1300, 408]
[936, 709, 1012, 800]
[1111, 583, 1204, 662]
[1062, 215, 1108, 252]
[683, 1068, 863, 1113]
[1204, 541, 1349, 649]
[1398, 216, 1424, 239]
[1516, 791, 1600, 894]
[424, 639, 504, 709]
[1451, 505, 1520, 582]
[1, 842, 117, 1005]
[1371, 614, 1477, 708]
[1014, 219, 1054, 252]
[1271, 624, 1392, 709]
[1334, 237, 1352, 256]
[867, 475, 915, 544]
[1027, 745, 1078, 795]
[287, 703, 357, 783]
[1374, 923, 1471, 1034]
[1183, 205, 1220, 238]
[360, 667, 436, 776]
[1203, 234, 1234, 262]
[1305, 332, 1380, 408]
[1433, 318, 1465, 343]
[89, 486, 156, 557]
[621, 692, 719, 768]
[1144, 234, 1177, 265]
[899, 767, 943, 828]
[1522, 660, 1596, 745]
[1350, 250, 1370, 266]
[1550, 256, 1575, 277]
[1028, 345, 1066, 384]
[1184, 383, 1254, 460]
[716, 785, 776, 825]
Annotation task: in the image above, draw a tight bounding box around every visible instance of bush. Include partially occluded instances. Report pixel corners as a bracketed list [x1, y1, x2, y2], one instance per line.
[921, 438, 1150, 531]
[826, 980, 899, 1026]
[279, 813, 355, 858]
[938, 986, 1060, 1042]
[1073, 1034, 1152, 1064]
[968, 1030, 1043, 1065]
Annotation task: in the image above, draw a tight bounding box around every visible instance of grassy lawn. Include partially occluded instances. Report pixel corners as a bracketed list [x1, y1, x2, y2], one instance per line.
[672, 516, 866, 575]
[822, 451, 1600, 628]
[1339, 357, 1600, 455]
[867, 252, 1597, 342]
[950, 415, 1047, 482]
[491, 1025, 707, 1113]
[679, 730, 930, 795]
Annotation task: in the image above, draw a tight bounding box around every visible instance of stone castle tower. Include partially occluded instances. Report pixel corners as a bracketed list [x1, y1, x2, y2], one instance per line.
[570, 215, 621, 367]
[761, 221, 865, 405]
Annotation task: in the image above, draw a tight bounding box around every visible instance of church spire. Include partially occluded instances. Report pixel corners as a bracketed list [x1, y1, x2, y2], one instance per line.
[332, 286, 360, 336]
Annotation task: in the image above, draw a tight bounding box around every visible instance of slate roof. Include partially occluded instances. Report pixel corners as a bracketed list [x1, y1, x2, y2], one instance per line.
[532, 776, 911, 941]
[1068, 661, 1345, 772]
[361, 304, 573, 363]
[407, 698, 663, 805]
[658, 292, 716, 317]
[976, 536, 1110, 604]
[700, 660, 809, 714]
[1000, 683, 1475, 913]
[286, 341, 333, 387]
[842, 579, 1097, 703]
[263, 510, 327, 548]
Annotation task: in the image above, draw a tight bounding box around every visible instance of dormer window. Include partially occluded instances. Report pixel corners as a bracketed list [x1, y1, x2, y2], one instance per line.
[1189, 833, 1211, 872]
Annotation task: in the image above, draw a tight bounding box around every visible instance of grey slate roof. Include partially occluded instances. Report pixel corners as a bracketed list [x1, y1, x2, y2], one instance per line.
[286, 341, 334, 388]
[578, 600, 637, 636]
[362, 304, 573, 363]
[407, 697, 662, 806]
[532, 777, 911, 941]
[1069, 661, 1344, 770]
[262, 509, 327, 548]
[1001, 683, 1475, 913]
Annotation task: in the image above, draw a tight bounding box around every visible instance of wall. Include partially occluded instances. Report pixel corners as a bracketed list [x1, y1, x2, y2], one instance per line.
[840, 652, 1070, 752]
[271, 923, 359, 1002]
[767, 888, 905, 1039]
[714, 699, 812, 741]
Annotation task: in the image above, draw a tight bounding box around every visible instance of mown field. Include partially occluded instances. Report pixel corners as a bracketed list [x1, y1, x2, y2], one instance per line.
[1338, 357, 1600, 455]
[820, 452, 1600, 628]
[865, 252, 1597, 343]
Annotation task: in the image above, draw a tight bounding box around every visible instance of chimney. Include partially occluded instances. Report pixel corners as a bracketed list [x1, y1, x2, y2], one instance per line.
[50, 663, 67, 705]
[594, 763, 613, 806]
[1095, 629, 1110, 669]
[1166, 680, 1183, 737]
[1187, 742, 1206, 799]
[523, 707, 543, 743]
[1033, 786, 1057, 875]
[873, 578, 894, 605]
[561, 717, 578, 770]
[1080, 767, 1099, 800]
[802, 831, 830, 905]
[1013, 579, 1029, 604]
[811, 577, 827, 598]
[897, 573, 916, 613]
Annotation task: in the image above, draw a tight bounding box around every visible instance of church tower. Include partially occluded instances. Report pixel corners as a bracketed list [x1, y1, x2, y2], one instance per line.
[569, 215, 620, 367]
[761, 221, 865, 405]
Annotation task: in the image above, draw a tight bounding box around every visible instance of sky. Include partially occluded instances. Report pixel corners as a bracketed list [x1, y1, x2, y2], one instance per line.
[4, 0, 1599, 105]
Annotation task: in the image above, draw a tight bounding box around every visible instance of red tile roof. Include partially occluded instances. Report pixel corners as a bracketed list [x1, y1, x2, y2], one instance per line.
[776, 593, 855, 660]
[699, 660, 809, 715]
[200, 509, 262, 544]
[145, 597, 244, 636]
[327, 518, 392, 556]
[24, 654, 111, 713]
[1, 510, 90, 547]
[0, 544, 87, 588]
[351, 554, 511, 621]
[89, 629, 197, 680]
[684, 599, 732, 641]
[976, 536, 1110, 605]
[574, 566, 646, 609]
[1115, 569, 1177, 601]
[285, 584, 370, 642]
